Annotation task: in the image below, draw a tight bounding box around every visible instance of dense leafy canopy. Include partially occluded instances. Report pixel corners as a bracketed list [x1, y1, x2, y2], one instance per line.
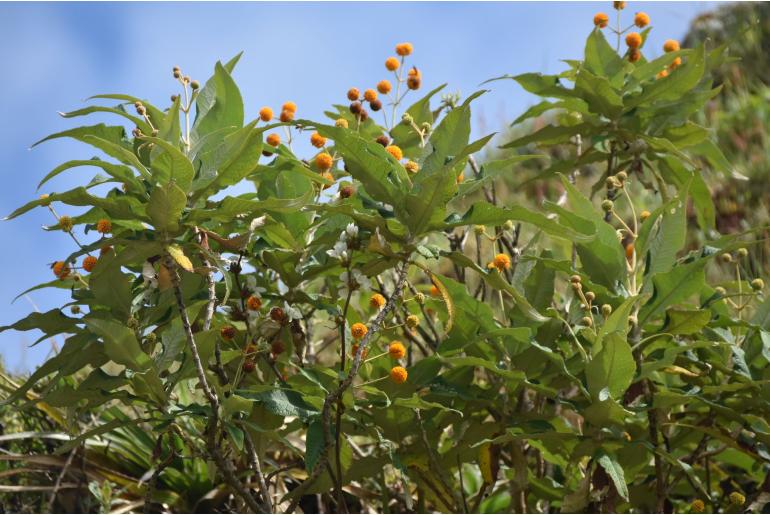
[1, 7, 768, 514]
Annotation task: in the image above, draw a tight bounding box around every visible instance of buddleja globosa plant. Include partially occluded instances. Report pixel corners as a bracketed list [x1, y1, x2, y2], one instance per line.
[2, 4, 769, 514]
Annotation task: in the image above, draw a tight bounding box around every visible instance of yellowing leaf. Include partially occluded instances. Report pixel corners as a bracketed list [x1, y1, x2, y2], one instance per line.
[167, 244, 193, 272]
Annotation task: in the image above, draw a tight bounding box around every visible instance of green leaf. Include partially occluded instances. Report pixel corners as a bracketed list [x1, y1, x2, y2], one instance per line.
[236, 388, 319, 421]
[88, 252, 133, 319]
[662, 309, 712, 335]
[586, 332, 635, 401]
[625, 44, 705, 109]
[37, 159, 141, 192]
[84, 318, 152, 372]
[312, 121, 410, 208]
[596, 451, 629, 501]
[0, 309, 77, 339]
[502, 123, 589, 149]
[639, 257, 708, 326]
[574, 68, 623, 118]
[32, 123, 127, 149]
[193, 123, 263, 195]
[393, 394, 463, 416]
[443, 201, 594, 243]
[140, 137, 195, 191]
[495, 72, 577, 100]
[192, 57, 244, 144]
[561, 175, 626, 289]
[147, 181, 187, 233]
[58, 105, 151, 134]
[583, 29, 627, 84]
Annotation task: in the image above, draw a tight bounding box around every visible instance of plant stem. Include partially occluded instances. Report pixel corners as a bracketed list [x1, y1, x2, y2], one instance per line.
[286, 260, 411, 513]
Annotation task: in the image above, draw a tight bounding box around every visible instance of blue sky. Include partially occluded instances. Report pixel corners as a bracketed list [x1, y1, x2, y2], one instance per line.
[0, 1, 720, 373]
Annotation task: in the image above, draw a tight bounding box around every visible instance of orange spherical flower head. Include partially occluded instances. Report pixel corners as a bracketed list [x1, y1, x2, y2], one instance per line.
[405, 160, 419, 174]
[279, 109, 294, 123]
[259, 106, 274, 122]
[266, 133, 281, 147]
[628, 49, 641, 63]
[96, 218, 112, 234]
[669, 56, 682, 69]
[625, 32, 642, 49]
[430, 284, 440, 297]
[656, 69, 669, 79]
[347, 87, 360, 101]
[351, 322, 368, 340]
[634, 12, 650, 28]
[58, 215, 74, 232]
[220, 325, 236, 340]
[351, 343, 369, 359]
[370, 293, 386, 310]
[493, 253, 511, 272]
[388, 341, 406, 360]
[395, 42, 413, 56]
[406, 66, 422, 90]
[593, 12, 609, 28]
[377, 79, 392, 95]
[385, 145, 403, 161]
[390, 366, 408, 384]
[321, 171, 335, 189]
[363, 89, 378, 103]
[315, 152, 334, 171]
[282, 101, 297, 114]
[82, 255, 98, 273]
[663, 39, 680, 53]
[640, 209, 651, 221]
[247, 295, 262, 311]
[52, 261, 70, 279]
[310, 132, 327, 149]
[385, 56, 400, 71]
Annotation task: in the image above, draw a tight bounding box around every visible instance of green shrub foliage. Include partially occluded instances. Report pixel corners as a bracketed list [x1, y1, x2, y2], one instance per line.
[2, 9, 769, 514]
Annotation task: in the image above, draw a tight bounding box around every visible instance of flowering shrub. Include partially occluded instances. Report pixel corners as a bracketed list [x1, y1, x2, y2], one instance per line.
[2, 5, 769, 514]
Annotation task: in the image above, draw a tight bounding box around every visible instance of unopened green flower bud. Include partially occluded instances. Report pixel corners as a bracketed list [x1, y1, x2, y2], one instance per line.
[70, 305, 81, 314]
[415, 292, 426, 305]
[190, 80, 200, 90]
[616, 170, 628, 182]
[585, 291, 596, 302]
[420, 122, 432, 133]
[503, 220, 514, 231]
[737, 247, 748, 258]
[580, 316, 593, 327]
[628, 315, 638, 326]
[474, 225, 485, 235]
[720, 253, 733, 264]
[401, 113, 413, 125]
[714, 286, 727, 296]
[601, 304, 612, 317]
[146, 332, 157, 344]
[751, 278, 764, 291]
[127, 317, 139, 329]
[601, 199, 614, 212]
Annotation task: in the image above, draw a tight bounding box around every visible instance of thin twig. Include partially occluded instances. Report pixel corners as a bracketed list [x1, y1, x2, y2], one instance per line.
[286, 260, 411, 513]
